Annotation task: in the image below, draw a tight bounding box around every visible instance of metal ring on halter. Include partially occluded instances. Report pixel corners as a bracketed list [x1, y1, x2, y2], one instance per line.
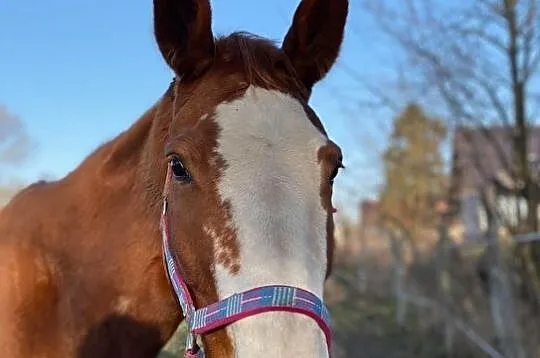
[184, 334, 203, 358]
[186, 333, 197, 351]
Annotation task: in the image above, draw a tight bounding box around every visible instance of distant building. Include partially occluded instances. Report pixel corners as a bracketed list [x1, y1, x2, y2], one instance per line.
[359, 200, 380, 237]
[330, 201, 382, 264]
[356, 199, 393, 261]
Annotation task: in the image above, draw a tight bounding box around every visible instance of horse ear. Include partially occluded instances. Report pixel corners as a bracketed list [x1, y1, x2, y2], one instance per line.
[153, 0, 215, 81]
[282, 0, 348, 92]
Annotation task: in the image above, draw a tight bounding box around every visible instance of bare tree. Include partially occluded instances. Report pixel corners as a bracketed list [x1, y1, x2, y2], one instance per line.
[359, 0, 540, 354]
[362, 0, 540, 287]
[363, 0, 540, 230]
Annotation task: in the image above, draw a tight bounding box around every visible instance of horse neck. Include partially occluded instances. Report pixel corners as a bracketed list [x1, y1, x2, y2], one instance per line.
[87, 98, 171, 220]
[64, 95, 184, 344]
[61, 95, 173, 273]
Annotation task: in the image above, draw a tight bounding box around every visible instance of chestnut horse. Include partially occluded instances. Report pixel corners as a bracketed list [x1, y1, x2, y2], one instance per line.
[0, 0, 348, 357]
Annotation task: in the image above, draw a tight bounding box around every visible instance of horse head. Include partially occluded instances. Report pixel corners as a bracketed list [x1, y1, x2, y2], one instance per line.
[151, 0, 348, 356]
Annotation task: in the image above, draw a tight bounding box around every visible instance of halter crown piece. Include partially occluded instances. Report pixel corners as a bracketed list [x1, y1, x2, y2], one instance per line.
[160, 166, 333, 357]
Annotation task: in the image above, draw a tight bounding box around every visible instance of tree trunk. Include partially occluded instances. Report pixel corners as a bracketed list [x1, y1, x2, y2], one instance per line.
[387, 230, 408, 327]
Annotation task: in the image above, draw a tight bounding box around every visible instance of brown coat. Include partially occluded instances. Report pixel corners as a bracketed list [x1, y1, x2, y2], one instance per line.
[0, 0, 348, 357]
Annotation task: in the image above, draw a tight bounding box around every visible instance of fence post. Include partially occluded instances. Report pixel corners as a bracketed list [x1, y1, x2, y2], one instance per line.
[436, 223, 455, 357]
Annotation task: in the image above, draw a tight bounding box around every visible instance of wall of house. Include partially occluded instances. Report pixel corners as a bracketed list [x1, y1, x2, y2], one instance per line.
[457, 192, 538, 241]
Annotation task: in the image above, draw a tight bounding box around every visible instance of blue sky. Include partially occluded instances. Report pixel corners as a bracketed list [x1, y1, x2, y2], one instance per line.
[0, 0, 401, 217]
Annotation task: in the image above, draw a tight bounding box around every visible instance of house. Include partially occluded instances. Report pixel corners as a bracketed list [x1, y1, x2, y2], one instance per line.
[355, 199, 395, 262]
[331, 200, 383, 264]
[359, 200, 380, 237]
[448, 126, 540, 241]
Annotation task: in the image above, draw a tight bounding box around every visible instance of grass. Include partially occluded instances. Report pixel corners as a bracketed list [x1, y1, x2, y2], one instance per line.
[158, 323, 187, 357]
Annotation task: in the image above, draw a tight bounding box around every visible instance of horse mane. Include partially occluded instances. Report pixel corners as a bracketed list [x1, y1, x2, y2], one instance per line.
[163, 32, 309, 103]
[160, 32, 307, 101]
[218, 32, 308, 97]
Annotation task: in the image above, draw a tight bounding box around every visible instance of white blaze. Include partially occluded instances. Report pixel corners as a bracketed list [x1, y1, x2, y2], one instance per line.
[214, 86, 329, 357]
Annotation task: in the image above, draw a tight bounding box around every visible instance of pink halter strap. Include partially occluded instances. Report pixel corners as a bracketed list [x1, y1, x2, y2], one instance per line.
[160, 166, 333, 357]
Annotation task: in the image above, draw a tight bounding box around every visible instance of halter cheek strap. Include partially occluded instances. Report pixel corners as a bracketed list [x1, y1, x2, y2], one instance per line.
[160, 166, 333, 357]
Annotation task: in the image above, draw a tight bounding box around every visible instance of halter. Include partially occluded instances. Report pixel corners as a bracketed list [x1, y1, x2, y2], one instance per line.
[160, 166, 333, 357]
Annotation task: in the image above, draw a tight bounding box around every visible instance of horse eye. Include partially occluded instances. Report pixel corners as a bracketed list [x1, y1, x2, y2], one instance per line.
[170, 157, 191, 183]
[330, 168, 339, 185]
[330, 162, 344, 185]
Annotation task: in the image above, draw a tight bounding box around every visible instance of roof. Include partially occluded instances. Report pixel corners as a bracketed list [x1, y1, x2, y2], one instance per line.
[450, 126, 540, 198]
